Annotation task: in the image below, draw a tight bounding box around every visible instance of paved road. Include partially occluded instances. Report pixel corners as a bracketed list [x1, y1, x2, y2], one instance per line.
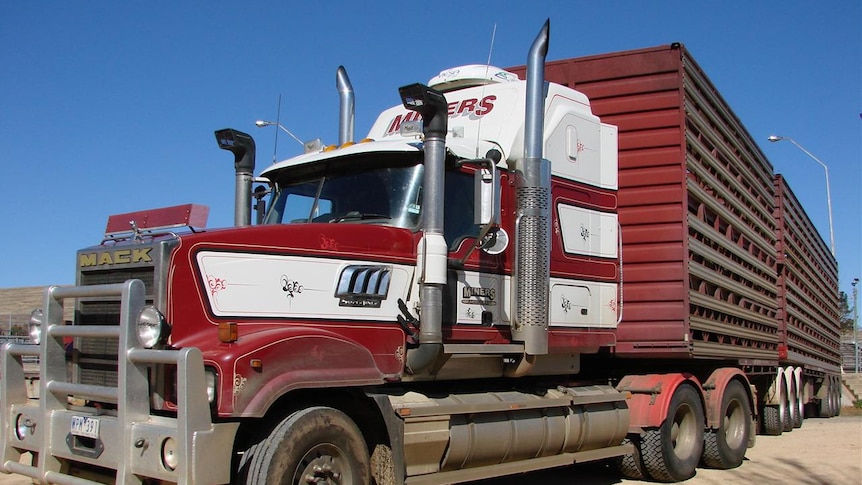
[2, 414, 860, 484]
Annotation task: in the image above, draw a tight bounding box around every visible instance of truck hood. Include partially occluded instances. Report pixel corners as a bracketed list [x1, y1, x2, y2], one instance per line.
[166, 223, 418, 327]
[174, 222, 418, 265]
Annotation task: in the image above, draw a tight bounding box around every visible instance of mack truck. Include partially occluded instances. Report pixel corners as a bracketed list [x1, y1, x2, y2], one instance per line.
[1, 20, 841, 485]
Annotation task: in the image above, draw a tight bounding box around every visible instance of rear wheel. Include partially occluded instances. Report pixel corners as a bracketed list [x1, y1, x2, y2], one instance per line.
[831, 377, 841, 415]
[834, 377, 843, 413]
[244, 407, 371, 485]
[781, 381, 793, 432]
[786, 380, 800, 430]
[640, 384, 704, 482]
[702, 381, 751, 469]
[616, 436, 647, 480]
[794, 377, 805, 428]
[817, 378, 834, 418]
[761, 405, 782, 435]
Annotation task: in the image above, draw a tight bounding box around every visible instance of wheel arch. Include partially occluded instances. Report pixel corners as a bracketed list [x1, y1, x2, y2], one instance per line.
[231, 387, 398, 480]
[618, 373, 705, 431]
[702, 367, 754, 430]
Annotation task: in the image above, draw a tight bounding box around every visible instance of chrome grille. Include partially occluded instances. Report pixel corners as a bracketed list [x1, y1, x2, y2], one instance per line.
[75, 257, 158, 388]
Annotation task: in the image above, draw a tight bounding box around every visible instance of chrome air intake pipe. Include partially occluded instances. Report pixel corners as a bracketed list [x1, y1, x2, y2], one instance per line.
[399, 83, 449, 375]
[511, 20, 551, 355]
[336, 66, 355, 145]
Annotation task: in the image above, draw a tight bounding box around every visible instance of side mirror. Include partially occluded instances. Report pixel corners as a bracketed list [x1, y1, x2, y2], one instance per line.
[474, 161, 509, 254]
[457, 150, 509, 264]
[474, 162, 501, 226]
[253, 184, 269, 225]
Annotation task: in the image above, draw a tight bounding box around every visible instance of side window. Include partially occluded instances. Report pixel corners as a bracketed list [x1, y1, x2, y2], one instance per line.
[444, 171, 480, 249]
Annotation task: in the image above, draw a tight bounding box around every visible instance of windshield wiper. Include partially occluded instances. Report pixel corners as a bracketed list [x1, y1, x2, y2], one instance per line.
[330, 211, 392, 223]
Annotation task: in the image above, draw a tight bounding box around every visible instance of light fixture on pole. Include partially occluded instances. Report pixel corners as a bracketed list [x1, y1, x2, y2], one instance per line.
[767, 135, 835, 256]
[255, 120, 305, 146]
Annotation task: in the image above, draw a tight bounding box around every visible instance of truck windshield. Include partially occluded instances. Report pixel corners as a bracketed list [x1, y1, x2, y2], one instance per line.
[265, 163, 424, 229]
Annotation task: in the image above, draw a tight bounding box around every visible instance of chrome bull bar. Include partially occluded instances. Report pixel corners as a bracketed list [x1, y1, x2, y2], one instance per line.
[1, 280, 237, 484]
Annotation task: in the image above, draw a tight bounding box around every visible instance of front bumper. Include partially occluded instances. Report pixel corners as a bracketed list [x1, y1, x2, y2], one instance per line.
[1, 280, 237, 484]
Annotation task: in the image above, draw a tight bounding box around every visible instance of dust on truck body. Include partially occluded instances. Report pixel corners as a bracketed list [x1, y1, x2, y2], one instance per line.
[1, 23, 840, 485]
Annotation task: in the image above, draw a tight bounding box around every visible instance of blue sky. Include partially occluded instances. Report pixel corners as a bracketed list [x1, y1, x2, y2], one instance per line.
[1, 1, 859, 298]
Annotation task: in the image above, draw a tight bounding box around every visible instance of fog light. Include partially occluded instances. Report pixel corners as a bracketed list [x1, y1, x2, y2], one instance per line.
[136, 305, 170, 348]
[162, 437, 178, 471]
[28, 309, 43, 345]
[205, 367, 217, 404]
[15, 414, 33, 440]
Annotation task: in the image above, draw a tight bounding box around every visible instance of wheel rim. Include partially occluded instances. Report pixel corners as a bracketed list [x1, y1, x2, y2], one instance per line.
[723, 397, 746, 449]
[295, 443, 352, 485]
[670, 402, 697, 459]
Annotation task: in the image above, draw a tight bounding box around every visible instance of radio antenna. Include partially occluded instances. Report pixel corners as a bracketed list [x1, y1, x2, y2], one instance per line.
[484, 23, 497, 78]
[476, 23, 498, 157]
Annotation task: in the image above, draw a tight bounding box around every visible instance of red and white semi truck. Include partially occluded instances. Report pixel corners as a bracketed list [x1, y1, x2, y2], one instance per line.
[1, 21, 841, 485]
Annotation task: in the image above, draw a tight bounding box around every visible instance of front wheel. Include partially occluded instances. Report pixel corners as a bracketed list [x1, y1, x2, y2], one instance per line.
[702, 380, 751, 469]
[640, 384, 705, 482]
[244, 407, 371, 485]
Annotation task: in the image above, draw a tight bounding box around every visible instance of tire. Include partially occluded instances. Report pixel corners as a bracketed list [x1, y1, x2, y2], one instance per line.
[640, 384, 705, 482]
[702, 381, 751, 469]
[616, 436, 647, 480]
[761, 405, 782, 435]
[781, 381, 793, 433]
[792, 398, 803, 428]
[817, 394, 832, 418]
[784, 385, 797, 431]
[244, 407, 371, 485]
[832, 378, 842, 415]
[795, 377, 805, 428]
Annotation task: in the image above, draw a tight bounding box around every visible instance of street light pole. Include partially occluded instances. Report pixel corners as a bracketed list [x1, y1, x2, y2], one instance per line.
[767, 135, 835, 256]
[854, 278, 859, 373]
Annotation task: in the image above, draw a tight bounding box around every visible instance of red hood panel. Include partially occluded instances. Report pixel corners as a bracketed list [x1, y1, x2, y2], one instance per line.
[175, 223, 417, 263]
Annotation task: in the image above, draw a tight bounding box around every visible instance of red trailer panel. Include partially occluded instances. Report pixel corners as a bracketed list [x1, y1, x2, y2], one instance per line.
[512, 44, 780, 361]
[774, 175, 841, 372]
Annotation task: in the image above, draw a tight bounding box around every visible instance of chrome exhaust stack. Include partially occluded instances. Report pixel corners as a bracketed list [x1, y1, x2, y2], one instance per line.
[336, 66, 355, 145]
[511, 20, 551, 355]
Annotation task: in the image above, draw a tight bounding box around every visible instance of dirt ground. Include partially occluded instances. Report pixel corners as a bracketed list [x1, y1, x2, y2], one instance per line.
[1, 413, 860, 484]
[472, 412, 862, 485]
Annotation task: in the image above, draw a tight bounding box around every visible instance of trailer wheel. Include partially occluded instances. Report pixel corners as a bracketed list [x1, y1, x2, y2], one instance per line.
[782, 386, 794, 432]
[616, 436, 647, 479]
[794, 377, 805, 428]
[833, 377, 843, 413]
[816, 378, 834, 418]
[245, 407, 371, 485]
[817, 397, 831, 417]
[702, 380, 751, 469]
[640, 384, 704, 482]
[761, 405, 782, 435]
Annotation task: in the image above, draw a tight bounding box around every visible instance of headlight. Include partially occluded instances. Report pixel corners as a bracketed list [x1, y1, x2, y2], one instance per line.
[205, 367, 218, 404]
[136, 305, 170, 348]
[28, 309, 43, 345]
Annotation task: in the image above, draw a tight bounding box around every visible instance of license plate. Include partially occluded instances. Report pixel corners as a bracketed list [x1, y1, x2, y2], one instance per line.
[70, 416, 100, 439]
